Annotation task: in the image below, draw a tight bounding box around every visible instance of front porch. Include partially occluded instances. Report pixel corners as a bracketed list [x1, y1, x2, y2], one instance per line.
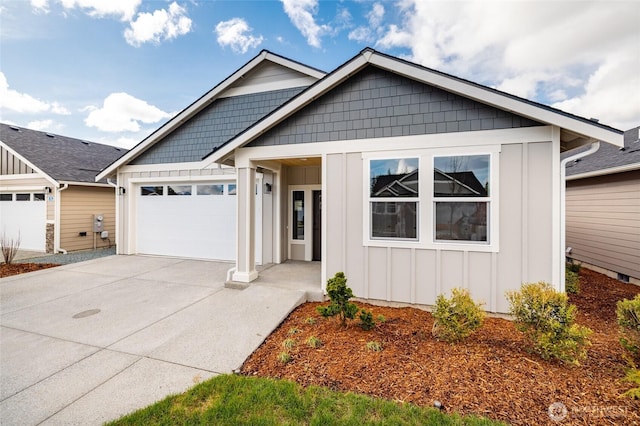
[228, 260, 324, 302]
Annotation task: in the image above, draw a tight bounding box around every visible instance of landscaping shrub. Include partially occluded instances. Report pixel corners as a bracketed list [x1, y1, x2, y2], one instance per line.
[565, 269, 580, 294]
[431, 288, 485, 343]
[1, 232, 21, 264]
[617, 294, 640, 356]
[617, 294, 640, 399]
[317, 272, 359, 326]
[507, 281, 592, 365]
[566, 261, 581, 274]
[358, 309, 376, 331]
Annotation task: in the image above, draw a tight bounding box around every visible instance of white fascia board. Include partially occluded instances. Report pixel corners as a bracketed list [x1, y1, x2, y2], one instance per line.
[566, 162, 640, 180]
[58, 180, 112, 188]
[206, 54, 371, 165]
[264, 52, 327, 80]
[0, 141, 58, 187]
[367, 54, 623, 147]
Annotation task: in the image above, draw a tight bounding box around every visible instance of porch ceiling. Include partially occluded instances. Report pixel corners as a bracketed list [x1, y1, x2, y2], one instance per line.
[276, 157, 321, 167]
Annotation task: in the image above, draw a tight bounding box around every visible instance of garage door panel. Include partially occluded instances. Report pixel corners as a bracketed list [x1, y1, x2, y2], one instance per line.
[0, 194, 46, 252]
[136, 184, 236, 261]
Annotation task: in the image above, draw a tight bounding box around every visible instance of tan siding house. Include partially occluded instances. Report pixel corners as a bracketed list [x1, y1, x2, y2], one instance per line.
[565, 126, 640, 284]
[1, 124, 126, 254]
[98, 49, 624, 313]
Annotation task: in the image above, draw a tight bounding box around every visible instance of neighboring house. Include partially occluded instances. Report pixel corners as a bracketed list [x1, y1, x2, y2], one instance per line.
[564, 126, 640, 285]
[97, 48, 623, 313]
[1, 124, 127, 253]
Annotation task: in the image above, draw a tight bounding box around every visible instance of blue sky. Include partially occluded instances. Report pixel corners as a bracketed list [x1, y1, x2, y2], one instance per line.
[1, 0, 638, 149]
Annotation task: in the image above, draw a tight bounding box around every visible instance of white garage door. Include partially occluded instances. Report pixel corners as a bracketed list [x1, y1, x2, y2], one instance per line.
[136, 182, 238, 261]
[0, 192, 46, 251]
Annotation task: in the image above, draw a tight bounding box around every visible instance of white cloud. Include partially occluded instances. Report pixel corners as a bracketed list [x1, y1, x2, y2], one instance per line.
[26, 119, 64, 132]
[349, 2, 385, 43]
[280, 0, 330, 48]
[367, 3, 384, 28]
[59, 0, 141, 21]
[215, 18, 264, 54]
[30, 0, 49, 14]
[374, 0, 640, 130]
[84, 92, 172, 133]
[124, 2, 192, 47]
[0, 72, 70, 115]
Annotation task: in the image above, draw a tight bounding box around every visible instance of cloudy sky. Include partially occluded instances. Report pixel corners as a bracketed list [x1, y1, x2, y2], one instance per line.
[1, 0, 638, 149]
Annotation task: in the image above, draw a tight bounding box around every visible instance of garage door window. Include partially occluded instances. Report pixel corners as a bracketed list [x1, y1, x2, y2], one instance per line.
[141, 186, 163, 196]
[228, 184, 237, 195]
[33, 193, 45, 201]
[168, 185, 191, 195]
[0, 194, 12, 201]
[197, 184, 224, 195]
[16, 193, 30, 201]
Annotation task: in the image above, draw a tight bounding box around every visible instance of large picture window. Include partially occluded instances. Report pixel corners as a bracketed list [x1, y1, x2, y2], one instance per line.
[369, 158, 419, 240]
[434, 155, 490, 242]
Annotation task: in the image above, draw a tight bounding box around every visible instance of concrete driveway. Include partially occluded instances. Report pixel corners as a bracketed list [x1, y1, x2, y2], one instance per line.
[0, 255, 309, 425]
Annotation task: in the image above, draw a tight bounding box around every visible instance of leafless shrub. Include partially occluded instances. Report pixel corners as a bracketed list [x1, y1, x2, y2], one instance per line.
[1, 232, 21, 264]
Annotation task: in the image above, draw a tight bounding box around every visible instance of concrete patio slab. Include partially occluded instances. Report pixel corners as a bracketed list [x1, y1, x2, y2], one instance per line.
[1, 255, 317, 425]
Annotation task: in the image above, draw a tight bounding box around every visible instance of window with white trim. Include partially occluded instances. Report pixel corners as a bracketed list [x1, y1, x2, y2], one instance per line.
[369, 158, 419, 240]
[433, 154, 490, 243]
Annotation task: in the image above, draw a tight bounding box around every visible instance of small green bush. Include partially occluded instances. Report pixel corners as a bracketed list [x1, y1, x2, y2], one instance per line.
[278, 352, 292, 364]
[566, 261, 581, 273]
[565, 269, 580, 294]
[377, 314, 386, 323]
[282, 338, 296, 350]
[316, 272, 359, 326]
[306, 336, 322, 348]
[507, 282, 592, 365]
[304, 317, 316, 325]
[622, 368, 640, 399]
[617, 294, 640, 355]
[431, 288, 486, 343]
[365, 341, 383, 352]
[359, 309, 376, 331]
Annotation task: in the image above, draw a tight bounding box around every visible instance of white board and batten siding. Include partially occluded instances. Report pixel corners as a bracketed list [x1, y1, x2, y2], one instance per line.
[566, 169, 640, 282]
[324, 141, 555, 314]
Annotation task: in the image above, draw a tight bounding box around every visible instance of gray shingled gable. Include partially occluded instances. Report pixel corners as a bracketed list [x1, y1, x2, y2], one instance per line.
[246, 66, 543, 147]
[0, 123, 127, 183]
[131, 86, 307, 165]
[563, 126, 640, 177]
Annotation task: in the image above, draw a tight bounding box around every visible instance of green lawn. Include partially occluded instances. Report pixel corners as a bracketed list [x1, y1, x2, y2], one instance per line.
[106, 374, 505, 426]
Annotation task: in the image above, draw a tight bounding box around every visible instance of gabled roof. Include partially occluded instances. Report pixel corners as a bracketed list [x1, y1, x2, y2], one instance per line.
[564, 126, 640, 179]
[207, 48, 623, 165]
[97, 50, 326, 180]
[1, 123, 127, 185]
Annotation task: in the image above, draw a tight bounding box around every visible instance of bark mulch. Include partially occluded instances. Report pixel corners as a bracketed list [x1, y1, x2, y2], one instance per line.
[241, 269, 640, 425]
[0, 263, 59, 278]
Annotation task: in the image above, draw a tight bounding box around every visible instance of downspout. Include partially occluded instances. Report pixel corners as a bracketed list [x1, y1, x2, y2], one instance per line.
[559, 141, 600, 291]
[107, 178, 119, 251]
[55, 183, 69, 254]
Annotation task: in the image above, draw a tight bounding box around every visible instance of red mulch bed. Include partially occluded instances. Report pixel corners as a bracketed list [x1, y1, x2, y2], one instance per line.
[0, 263, 60, 278]
[241, 269, 640, 425]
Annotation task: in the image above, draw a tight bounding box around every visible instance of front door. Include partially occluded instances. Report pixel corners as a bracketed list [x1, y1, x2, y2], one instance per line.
[312, 190, 321, 261]
[288, 185, 321, 261]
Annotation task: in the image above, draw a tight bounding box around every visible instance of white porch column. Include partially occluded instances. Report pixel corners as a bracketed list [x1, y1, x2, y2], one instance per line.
[233, 165, 258, 282]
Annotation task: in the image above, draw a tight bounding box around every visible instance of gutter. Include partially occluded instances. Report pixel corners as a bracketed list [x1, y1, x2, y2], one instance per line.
[559, 141, 600, 292]
[55, 183, 69, 254]
[107, 178, 119, 251]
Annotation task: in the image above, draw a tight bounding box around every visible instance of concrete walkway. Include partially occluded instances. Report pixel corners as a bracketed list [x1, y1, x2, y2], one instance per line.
[0, 255, 319, 425]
